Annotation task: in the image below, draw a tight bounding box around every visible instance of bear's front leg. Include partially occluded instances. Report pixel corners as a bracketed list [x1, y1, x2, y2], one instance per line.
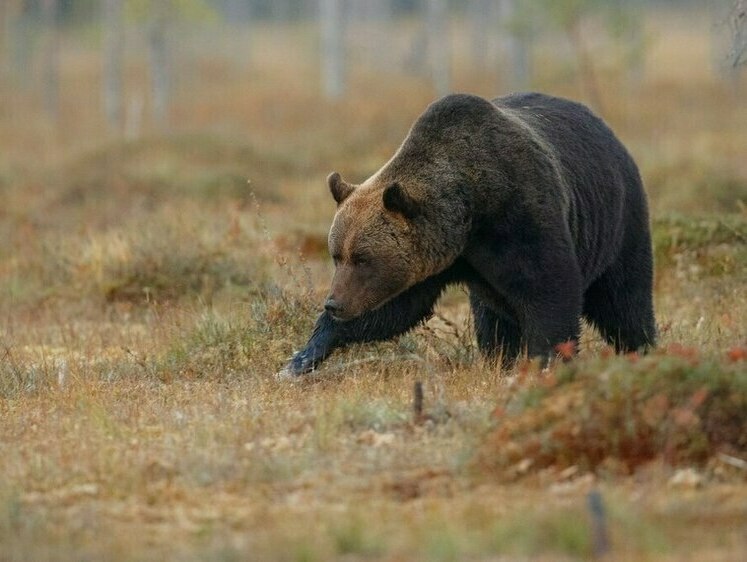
[280, 311, 339, 377]
[466, 237, 583, 363]
[279, 265, 463, 378]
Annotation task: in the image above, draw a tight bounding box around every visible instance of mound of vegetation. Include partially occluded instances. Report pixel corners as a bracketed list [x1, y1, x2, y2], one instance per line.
[42, 209, 264, 305]
[53, 133, 295, 209]
[477, 352, 747, 478]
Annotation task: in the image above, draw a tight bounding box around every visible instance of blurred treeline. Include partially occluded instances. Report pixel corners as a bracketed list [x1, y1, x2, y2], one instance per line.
[0, 0, 744, 139]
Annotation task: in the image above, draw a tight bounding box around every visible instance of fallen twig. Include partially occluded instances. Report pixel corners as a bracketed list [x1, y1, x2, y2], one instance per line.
[717, 452, 747, 471]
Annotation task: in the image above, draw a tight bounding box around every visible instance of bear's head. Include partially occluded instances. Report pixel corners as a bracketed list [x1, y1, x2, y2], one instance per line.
[323, 171, 464, 321]
[324, 172, 421, 321]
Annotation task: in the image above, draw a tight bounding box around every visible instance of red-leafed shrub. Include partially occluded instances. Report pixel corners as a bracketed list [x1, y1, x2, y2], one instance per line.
[477, 353, 747, 478]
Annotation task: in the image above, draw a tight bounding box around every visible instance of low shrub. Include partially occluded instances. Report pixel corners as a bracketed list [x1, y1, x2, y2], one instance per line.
[477, 352, 747, 477]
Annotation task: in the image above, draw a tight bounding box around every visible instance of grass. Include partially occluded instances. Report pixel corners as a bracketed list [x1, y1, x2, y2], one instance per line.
[1, 7, 747, 561]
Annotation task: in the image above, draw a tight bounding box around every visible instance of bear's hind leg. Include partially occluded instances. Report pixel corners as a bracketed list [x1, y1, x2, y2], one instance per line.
[583, 264, 656, 354]
[469, 289, 522, 368]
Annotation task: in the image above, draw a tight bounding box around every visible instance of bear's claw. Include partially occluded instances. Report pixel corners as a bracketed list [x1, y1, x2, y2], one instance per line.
[276, 348, 321, 380]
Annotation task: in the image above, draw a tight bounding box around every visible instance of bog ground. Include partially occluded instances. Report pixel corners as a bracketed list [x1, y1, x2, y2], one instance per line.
[1, 8, 746, 562]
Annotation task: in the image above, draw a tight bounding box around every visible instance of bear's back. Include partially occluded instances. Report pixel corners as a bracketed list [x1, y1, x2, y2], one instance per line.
[493, 93, 640, 194]
[493, 92, 645, 284]
[493, 93, 634, 184]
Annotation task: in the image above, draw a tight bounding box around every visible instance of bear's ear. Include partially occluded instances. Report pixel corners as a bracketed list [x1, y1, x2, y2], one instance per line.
[383, 182, 420, 219]
[328, 172, 354, 205]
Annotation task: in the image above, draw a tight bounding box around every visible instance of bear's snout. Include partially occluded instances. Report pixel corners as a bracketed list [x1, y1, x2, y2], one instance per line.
[324, 297, 344, 319]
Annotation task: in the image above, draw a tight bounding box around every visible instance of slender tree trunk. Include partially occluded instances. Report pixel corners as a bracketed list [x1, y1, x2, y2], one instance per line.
[372, 0, 393, 71]
[225, 0, 252, 23]
[710, 0, 729, 79]
[9, 3, 32, 91]
[320, 0, 345, 100]
[103, 0, 124, 130]
[469, 0, 490, 70]
[727, 0, 747, 93]
[347, 0, 366, 66]
[729, 0, 747, 68]
[605, 0, 645, 89]
[224, 0, 252, 71]
[0, 2, 10, 91]
[271, 0, 292, 21]
[352, 0, 392, 71]
[41, 0, 60, 120]
[426, 0, 450, 97]
[148, 1, 171, 128]
[0, 3, 7, 81]
[499, 0, 531, 91]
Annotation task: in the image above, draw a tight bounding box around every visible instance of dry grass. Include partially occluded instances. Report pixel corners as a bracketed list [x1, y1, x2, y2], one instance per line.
[1, 7, 747, 561]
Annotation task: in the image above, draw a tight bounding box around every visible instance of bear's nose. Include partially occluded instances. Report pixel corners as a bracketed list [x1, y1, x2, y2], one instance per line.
[324, 298, 342, 316]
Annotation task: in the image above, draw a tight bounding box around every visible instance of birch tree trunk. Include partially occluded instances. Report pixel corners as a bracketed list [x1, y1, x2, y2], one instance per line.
[612, 0, 645, 86]
[469, 0, 490, 70]
[371, 0, 393, 71]
[148, 1, 171, 128]
[426, 0, 450, 97]
[728, 0, 747, 67]
[225, 0, 252, 23]
[0, 2, 7, 86]
[499, 0, 531, 91]
[103, 0, 124, 130]
[350, 0, 392, 71]
[320, 0, 345, 100]
[271, 0, 291, 22]
[41, 0, 60, 120]
[9, 3, 32, 91]
[224, 0, 252, 72]
[0, 1, 12, 91]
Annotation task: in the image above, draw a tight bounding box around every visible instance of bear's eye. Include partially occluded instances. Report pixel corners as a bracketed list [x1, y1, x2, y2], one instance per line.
[332, 254, 342, 265]
[351, 254, 370, 266]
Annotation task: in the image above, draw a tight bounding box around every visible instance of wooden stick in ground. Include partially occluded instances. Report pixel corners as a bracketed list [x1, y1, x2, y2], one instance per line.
[413, 381, 424, 423]
[587, 489, 611, 558]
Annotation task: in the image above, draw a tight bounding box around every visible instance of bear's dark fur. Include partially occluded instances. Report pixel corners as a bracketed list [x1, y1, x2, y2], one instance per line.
[282, 92, 656, 377]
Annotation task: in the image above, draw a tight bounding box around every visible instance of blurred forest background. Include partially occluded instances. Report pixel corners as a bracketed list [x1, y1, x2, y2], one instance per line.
[0, 0, 745, 149]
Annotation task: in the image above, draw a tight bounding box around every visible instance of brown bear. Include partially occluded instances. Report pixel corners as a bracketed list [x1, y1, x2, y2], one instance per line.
[281, 92, 656, 377]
